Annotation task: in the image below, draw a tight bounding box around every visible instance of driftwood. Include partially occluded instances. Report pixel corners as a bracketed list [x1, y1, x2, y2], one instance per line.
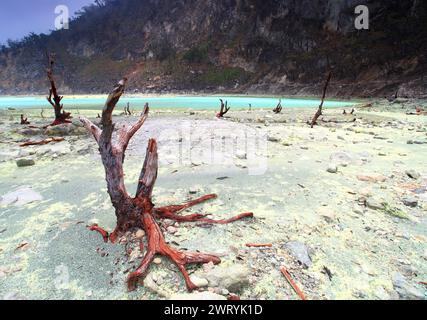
[273, 99, 283, 114]
[46, 53, 72, 126]
[80, 79, 254, 292]
[246, 243, 273, 248]
[310, 72, 332, 128]
[280, 267, 307, 300]
[217, 99, 230, 118]
[20, 115, 30, 125]
[20, 137, 65, 147]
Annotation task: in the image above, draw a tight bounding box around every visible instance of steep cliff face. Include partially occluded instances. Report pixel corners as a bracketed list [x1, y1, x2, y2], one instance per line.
[0, 0, 426, 97]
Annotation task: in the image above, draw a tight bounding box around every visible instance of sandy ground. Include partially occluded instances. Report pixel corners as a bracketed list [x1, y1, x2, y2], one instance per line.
[0, 100, 426, 300]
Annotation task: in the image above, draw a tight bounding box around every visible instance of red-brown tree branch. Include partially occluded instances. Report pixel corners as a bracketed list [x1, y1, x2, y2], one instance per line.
[20, 137, 65, 147]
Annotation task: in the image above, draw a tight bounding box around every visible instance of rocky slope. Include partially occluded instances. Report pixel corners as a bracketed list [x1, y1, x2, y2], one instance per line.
[0, 0, 426, 97]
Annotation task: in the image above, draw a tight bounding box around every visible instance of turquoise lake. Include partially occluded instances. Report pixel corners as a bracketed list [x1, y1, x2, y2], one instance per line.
[0, 96, 356, 110]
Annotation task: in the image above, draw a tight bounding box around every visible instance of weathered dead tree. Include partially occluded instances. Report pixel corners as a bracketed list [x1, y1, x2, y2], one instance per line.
[46, 53, 72, 126]
[273, 99, 283, 114]
[217, 99, 230, 118]
[309, 72, 332, 128]
[80, 79, 254, 292]
[20, 114, 30, 125]
[125, 102, 132, 115]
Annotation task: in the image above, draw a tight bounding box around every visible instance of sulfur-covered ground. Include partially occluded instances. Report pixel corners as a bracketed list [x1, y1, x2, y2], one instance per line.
[0, 99, 426, 300]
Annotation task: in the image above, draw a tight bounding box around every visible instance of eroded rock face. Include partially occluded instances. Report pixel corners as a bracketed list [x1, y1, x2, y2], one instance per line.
[1, 0, 426, 97]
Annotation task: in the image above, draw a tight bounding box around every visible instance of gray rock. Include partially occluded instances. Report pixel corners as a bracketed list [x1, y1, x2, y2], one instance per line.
[392, 272, 425, 300]
[406, 170, 421, 180]
[327, 165, 338, 174]
[205, 265, 250, 291]
[267, 136, 280, 143]
[190, 275, 209, 288]
[402, 197, 418, 208]
[16, 158, 35, 167]
[285, 241, 312, 268]
[366, 198, 384, 211]
[169, 291, 227, 301]
[0, 187, 43, 206]
[235, 151, 247, 160]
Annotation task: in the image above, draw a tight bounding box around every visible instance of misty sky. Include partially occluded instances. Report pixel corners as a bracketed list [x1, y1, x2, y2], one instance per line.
[0, 0, 95, 45]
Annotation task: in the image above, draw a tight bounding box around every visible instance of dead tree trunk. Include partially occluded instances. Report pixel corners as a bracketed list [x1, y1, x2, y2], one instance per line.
[46, 53, 72, 126]
[80, 79, 254, 292]
[217, 99, 230, 118]
[273, 99, 283, 114]
[20, 114, 30, 125]
[310, 72, 332, 128]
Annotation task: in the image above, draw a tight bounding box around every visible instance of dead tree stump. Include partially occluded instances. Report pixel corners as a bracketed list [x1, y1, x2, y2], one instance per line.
[273, 99, 283, 114]
[20, 114, 30, 125]
[46, 53, 72, 126]
[80, 79, 254, 292]
[217, 99, 230, 118]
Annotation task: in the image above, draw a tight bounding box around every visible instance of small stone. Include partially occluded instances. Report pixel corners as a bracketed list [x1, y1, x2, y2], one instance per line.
[135, 229, 145, 239]
[267, 136, 280, 143]
[16, 158, 35, 167]
[235, 152, 247, 160]
[205, 265, 250, 292]
[153, 258, 162, 265]
[366, 198, 384, 211]
[190, 275, 209, 288]
[327, 165, 338, 174]
[167, 226, 178, 234]
[402, 197, 418, 208]
[352, 206, 364, 215]
[189, 188, 198, 195]
[406, 170, 421, 180]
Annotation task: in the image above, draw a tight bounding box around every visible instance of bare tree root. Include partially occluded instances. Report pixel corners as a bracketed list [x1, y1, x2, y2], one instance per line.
[81, 79, 254, 292]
